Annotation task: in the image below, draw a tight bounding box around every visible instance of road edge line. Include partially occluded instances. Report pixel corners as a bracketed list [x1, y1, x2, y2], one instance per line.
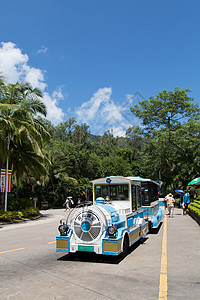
[158, 214, 168, 299]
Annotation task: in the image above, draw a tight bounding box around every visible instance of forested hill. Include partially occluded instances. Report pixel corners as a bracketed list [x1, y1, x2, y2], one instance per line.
[88, 133, 101, 144]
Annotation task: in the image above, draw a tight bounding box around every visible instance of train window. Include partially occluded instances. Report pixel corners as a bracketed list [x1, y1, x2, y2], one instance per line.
[95, 184, 129, 201]
[95, 185, 102, 198]
[115, 184, 129, 200]
[141, 182, 159, 205]
[141, 185, 150, 206]
[137, 187, 142, 208]
[132, 185, 136, 211]
[149, 183, 159, 203]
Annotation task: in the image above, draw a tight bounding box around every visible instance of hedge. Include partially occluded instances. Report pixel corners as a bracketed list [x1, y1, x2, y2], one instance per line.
[0, 208, 41, 223]
[191, 200, 200, 209]
[189, 199, 200, 221]
[189, 206, 200, 218]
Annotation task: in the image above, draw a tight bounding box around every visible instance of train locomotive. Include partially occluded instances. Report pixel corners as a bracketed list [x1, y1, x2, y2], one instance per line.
[56, 176, 150, 256]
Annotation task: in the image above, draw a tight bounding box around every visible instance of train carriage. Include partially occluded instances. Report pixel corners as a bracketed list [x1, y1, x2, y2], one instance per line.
[133, 177, 163, 229]
[56, 176, 149, 256]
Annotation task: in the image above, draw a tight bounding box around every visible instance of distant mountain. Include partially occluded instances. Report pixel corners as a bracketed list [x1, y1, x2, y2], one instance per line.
[88, 133, 102, 144]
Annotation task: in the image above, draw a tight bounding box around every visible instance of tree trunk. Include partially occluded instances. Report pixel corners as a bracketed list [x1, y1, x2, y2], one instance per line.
[0, 193, 4, 210]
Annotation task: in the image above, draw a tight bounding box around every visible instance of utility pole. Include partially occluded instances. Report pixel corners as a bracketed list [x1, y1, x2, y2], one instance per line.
[4, 135, 10, 212]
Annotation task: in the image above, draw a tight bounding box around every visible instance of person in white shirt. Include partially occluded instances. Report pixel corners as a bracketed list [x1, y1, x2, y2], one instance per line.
[63, 196, 74, 211]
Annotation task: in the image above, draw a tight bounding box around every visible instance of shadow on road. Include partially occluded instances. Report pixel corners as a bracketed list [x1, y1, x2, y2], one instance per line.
[57, 239, 147, 264]
[149, 221, 163, 234]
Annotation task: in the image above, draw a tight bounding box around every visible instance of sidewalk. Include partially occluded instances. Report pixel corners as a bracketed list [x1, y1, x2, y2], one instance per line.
[164, 207, 200, 299]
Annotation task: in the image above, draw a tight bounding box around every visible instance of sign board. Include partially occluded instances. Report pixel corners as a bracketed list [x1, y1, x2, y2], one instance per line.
[1, 169, 12, 192]
[41, 201, 48, 209]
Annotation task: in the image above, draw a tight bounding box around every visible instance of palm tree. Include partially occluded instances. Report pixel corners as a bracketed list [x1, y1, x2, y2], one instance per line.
[38, 151, 78, 207]
[0, 82, 50, 210]
[11, 131, 49, 198]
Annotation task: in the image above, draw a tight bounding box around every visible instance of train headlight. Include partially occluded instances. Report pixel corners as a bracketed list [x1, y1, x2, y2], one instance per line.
[107, 225, 118, 237]
[58, 224, 68, 236]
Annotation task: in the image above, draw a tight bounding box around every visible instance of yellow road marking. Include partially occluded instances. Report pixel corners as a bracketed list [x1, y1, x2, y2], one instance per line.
[48, 241, 56, 244]
[159, 215, 168, 299]
[0, 248, 25, 254]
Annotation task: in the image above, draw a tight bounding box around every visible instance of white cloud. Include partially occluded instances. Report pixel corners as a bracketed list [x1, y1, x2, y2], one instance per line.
[111, 127, 127, 137]
[52, 87, 64, 100]
[0, 42, 28, 83]
[101, 100, 124, 122]
[0, 42, 65, 125]
[75, 87, 134, 137]
[23, 65, 47, 91]
[43, 92, 65, 125]
[37, 46, 48, 55]
[76, 87, 112, 122]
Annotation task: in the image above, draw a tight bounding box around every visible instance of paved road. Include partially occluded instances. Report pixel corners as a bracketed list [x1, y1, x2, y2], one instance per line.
[0, 208, 199, 300]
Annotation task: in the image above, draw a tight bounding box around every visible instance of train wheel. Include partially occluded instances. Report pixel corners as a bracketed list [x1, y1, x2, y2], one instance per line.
[121, 235, 129, 257]
[140, 235, 145, 243]
[148, 221, 152, 232]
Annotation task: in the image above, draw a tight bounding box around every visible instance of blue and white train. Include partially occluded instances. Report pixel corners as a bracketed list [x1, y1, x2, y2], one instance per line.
[56, 176, 162, 257]
[137, 177, 163, 229]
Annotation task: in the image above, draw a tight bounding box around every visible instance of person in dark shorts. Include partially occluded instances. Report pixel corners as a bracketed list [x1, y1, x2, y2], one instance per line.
[189, 187, 194, 203]
[183, 190, 190, 215]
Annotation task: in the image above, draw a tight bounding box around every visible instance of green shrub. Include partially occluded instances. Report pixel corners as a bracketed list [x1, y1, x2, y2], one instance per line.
[190, 202, 200, 210]
[0, 211, 14, 222]
[174, 198, 180, 207]
[12, 211, 24, 220]
[195, 195, 200, 201]
[193, 200, 200, 205]
[189, 200, 200, 219]
[8, 197, 33, 211]
[189, 205, 200, 218]
[20, 209, 29, 218]
[25, 208, 40, 217]
[0, 208, 40, 223]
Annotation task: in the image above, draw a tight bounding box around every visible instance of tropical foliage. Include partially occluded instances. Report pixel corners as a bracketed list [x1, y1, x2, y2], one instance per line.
[0, 80, 50, 207]
[0, 208, 40, 223]
[1, 84, 200, 212]
[189, 199, 200, 218]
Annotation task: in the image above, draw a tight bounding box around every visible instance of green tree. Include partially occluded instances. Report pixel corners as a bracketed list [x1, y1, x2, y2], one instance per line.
[0, 82, 49, 208]
[100, 130, 117, 156]
[71, 123, 91, 151]
[130, 87, 200, 192]
[37, 150, 78, 207]
[131, 87, 200, 152]
[53, 118, 76, 142]
[101, 156, 132, 177]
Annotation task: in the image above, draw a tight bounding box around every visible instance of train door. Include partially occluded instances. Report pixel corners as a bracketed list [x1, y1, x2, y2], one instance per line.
[132, 184, 142, 211]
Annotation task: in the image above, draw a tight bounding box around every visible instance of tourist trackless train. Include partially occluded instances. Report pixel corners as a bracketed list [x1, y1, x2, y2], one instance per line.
[138, 177, 163, 229]
[56, 176, 162, 257]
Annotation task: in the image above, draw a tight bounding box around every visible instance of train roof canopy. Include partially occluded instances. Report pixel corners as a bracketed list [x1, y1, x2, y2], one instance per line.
[91, 176, 159, 186]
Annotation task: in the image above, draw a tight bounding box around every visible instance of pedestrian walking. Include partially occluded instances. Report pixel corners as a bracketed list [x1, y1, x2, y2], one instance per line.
[179, 192, 184, 208]
[189, 187, 194, 203]
[167, 193, 175, 217]
[183, 190, 190, 215]
[63, 196, 74, 212]
[164, 193, 169, 210]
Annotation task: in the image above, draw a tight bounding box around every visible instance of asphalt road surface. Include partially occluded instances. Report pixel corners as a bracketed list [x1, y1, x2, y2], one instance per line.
[0, 208, 199, 300]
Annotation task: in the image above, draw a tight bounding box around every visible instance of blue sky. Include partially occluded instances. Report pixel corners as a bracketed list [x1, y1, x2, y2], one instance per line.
[0, 0, 200, 136]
